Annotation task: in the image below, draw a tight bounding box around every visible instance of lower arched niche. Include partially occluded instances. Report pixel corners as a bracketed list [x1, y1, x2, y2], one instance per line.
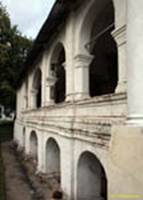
[77, 151, 107, 200]
[30, 131, 38, 159]
[46, 138, 61, 182]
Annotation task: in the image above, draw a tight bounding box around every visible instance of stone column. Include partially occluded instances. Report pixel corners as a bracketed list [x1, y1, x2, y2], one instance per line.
[127, 0, 143, 125]
[20, 85, 25, 112]
[74, 54, 93, 100]
[23, 81, 28, 110]
[23, 82, 28, 110]
[65, 60, 74, 102]
[30, 89, 37, 109]
[23, 95, 27, 110]
[44, 75, 56, 106]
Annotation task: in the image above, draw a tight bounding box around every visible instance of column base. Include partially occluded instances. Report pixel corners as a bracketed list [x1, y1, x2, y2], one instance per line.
[127, 115, 143, 127]
[65, 94, 74, 102]
[73, 93, 89, 101]
[43, 100, 54, 107]
[116, 81, 127, 93]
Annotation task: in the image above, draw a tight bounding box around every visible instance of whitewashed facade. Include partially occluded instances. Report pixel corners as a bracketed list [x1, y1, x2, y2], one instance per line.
[14, 0, 143, 199]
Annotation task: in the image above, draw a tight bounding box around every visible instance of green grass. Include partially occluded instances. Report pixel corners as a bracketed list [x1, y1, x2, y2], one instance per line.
[0, 121, 13, 143]
[0, 120, 13, 200]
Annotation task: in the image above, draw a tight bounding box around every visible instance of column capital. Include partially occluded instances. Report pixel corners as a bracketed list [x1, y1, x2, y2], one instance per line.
[112, 25, 126, 47]
[74, 54, 93, 69]
[73, 54, 93, 100]
[46, 76, 57, 87]
[31, 89, 38, 95]
[62, 62, 66, 69]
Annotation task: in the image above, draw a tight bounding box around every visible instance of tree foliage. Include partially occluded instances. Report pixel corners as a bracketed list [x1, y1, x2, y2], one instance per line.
[0, 2, 32, 110]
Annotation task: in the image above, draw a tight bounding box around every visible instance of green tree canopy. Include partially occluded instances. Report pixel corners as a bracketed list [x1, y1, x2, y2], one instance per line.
[0, 2, 32, 110]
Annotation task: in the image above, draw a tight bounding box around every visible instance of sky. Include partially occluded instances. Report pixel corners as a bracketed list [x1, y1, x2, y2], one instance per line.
[1, 0, 55, 39]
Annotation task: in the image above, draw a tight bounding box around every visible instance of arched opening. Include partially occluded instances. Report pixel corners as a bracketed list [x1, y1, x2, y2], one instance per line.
[89, 1, 118, 97]
[33, 68, 42, 108]
[22, 127, 26, 148]
[79, 0, 118, 97]
[50, 43, 66, 104]
[46, 138, 61, 182]
[77, 151, 107, 200]
[30, 131, 38, 159]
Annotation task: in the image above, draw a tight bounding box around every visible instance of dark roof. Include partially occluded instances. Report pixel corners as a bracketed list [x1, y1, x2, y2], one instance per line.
[18, 0, 78, 88]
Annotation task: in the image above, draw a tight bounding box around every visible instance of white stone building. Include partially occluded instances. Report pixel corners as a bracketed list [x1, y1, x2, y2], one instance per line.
[14, 0, 143, 199]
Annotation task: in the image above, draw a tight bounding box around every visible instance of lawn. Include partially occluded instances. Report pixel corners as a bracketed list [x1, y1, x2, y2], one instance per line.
[0, 120, 13, 143]
[0, 120, 14, 200]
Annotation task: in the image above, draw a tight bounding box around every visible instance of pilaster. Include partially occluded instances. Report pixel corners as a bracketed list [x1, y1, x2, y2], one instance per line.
[112, 25, 127, 93]
[127, 0, 143, 126]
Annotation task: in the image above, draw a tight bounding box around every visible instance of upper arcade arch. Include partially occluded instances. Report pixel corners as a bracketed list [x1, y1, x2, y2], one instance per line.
[75, 0, 114, 54]
[49, 42, 66, 104]
[32, 68, 42, 108]
[75, 0, 118, 97]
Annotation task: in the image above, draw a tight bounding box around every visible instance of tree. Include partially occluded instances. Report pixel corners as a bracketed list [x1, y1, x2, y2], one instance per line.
[0, 2, 32, 110]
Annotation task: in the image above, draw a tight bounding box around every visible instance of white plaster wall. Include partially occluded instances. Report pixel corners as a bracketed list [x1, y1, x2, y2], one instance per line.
[14, 120, 24, 146]
[16, 128, 73, 199]
[108, 126, 143, 198]
[15, 121, 143, 199]
[23, 126, 44, 171]
[34, 128, 108, 200]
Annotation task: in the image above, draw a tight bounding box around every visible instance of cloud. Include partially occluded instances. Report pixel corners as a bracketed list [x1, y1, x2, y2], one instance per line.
[1, 0, 55, 38]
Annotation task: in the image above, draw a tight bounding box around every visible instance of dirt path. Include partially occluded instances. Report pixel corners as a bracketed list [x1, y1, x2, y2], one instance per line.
[1, 142, 62, 200]
[1, 142, 34, 200]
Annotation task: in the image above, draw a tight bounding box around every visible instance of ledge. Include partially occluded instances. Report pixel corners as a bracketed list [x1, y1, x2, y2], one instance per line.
[22, 92, 127, 114]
